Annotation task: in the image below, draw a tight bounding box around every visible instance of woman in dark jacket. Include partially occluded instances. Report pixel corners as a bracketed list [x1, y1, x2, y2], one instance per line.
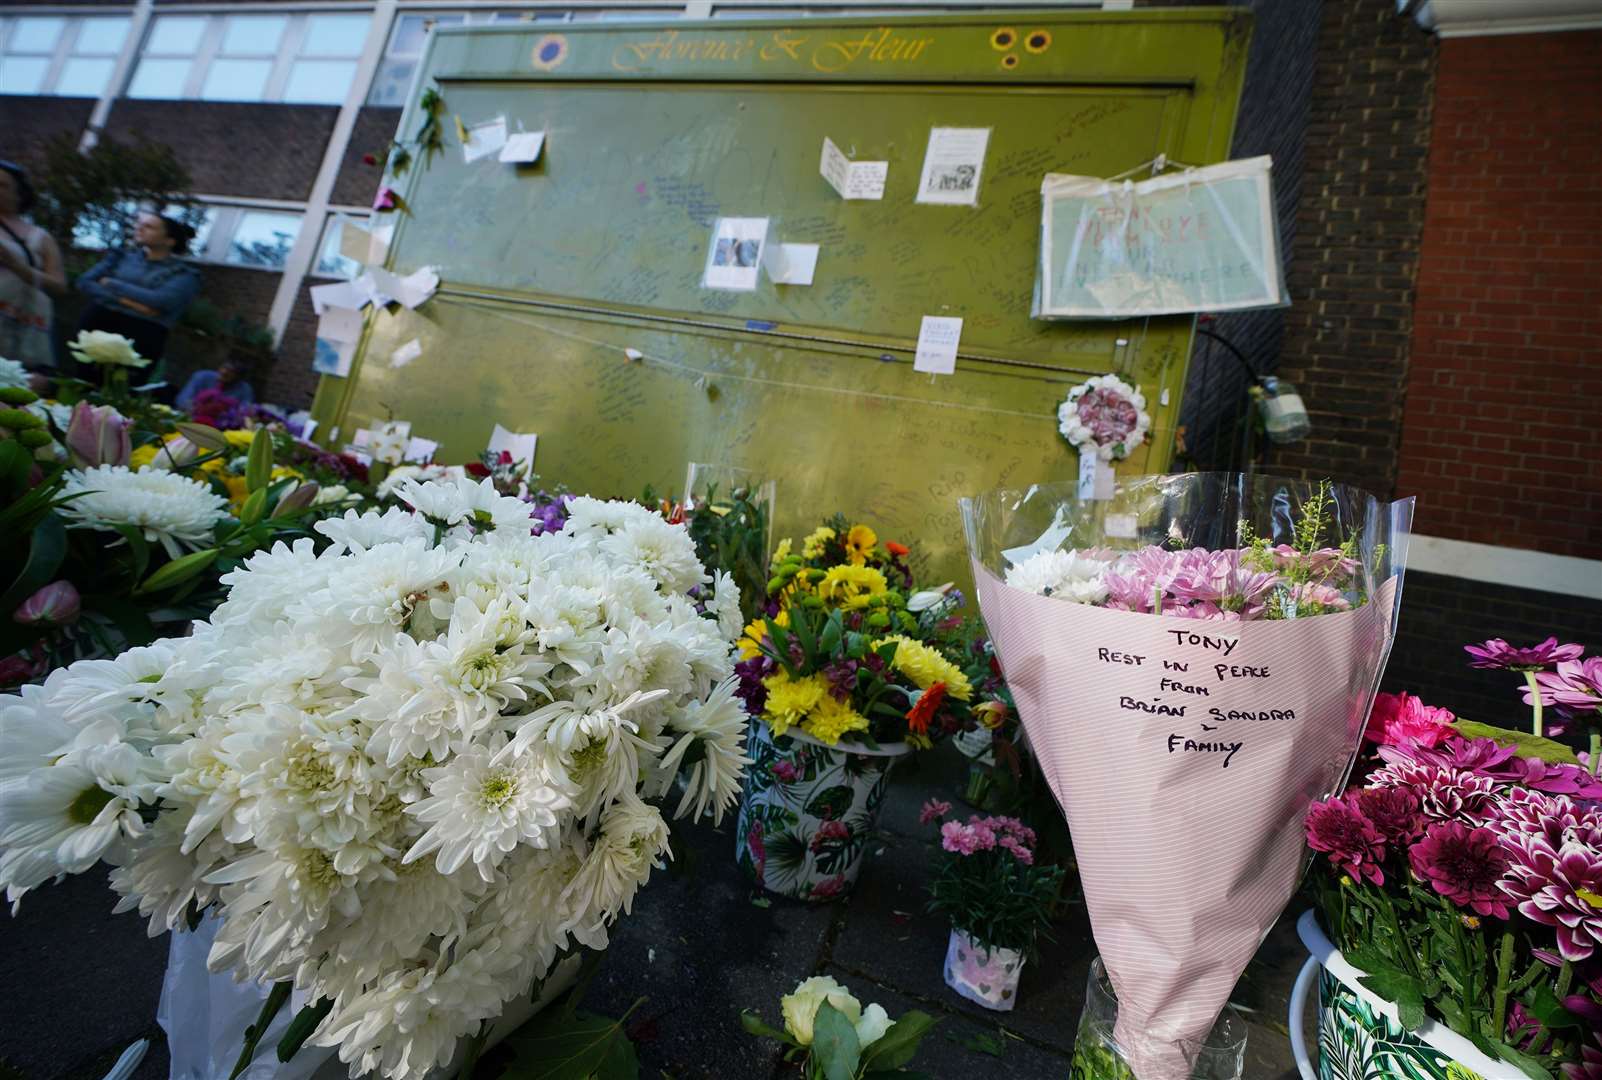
[77, 211, 201, 369]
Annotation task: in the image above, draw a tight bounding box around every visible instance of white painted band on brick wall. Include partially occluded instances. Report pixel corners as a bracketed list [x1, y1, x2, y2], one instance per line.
[1408, 534, 1602, 601]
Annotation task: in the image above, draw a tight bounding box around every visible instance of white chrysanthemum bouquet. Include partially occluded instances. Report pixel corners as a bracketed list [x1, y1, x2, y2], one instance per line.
[0, 477, 750, 1079]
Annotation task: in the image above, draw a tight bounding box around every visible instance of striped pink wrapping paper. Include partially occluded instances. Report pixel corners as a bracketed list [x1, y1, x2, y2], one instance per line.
[972, 562, 1398, 1079]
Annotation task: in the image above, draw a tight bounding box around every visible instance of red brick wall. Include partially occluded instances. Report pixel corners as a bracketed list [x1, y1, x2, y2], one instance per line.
[1396, 31, 1602, 559]
[1268, 0, 1436, 495]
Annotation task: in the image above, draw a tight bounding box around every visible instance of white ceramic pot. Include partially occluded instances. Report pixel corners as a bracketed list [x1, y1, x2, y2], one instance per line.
[1290, 909, 1511, 1080]
[943, 927, 1024, 1012]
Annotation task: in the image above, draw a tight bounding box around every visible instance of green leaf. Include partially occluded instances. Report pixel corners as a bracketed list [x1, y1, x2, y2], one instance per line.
[245, 426, 273, 493]
[1357, 970, 1425, 1031]
[0, 513, 67, 614]
[110, 523, 151, 584]
[0, 438, 30, 493]
[810, 1002, 860, 1080]
[1451, 720, 1580, 765]
[1519, 982, 1580, 1029]
[497, 1007, 639, 1080]
[174, 421, 229, 452]
[1493, 1044, 1556, 1080]
[739, 1010, 795, 1046]
[135, 548, 220, 594]
[276, 998, 334, 1062]
[862, 1011, 937, 1071]
[237, 488, 267, 527]
[818, 612, 843, 654]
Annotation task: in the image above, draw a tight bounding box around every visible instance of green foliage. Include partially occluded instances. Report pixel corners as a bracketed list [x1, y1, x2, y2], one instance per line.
[684, 481, 770, 622]
[1450, 720, 1580, 765]
[926, 832, 1064, 957]
[178, 299, 276, 362]
[494, 999, 641, 1080]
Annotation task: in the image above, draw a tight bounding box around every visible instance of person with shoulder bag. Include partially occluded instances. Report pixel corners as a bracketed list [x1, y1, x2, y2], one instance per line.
[0, 160, 67, 381]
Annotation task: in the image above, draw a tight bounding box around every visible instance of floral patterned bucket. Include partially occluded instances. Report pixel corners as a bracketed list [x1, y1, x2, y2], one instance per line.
[944, 927, 1024, 1011]
[733, 720, 910, 902]
[1293, 911, 1495, 1080]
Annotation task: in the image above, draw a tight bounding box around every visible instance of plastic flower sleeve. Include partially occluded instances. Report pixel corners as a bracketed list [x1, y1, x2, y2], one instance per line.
[959, 474, 1412, 1079]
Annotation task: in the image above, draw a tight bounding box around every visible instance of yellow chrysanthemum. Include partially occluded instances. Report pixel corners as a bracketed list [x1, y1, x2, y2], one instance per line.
[873, 635, 973, 701]
[816, 565, 887, 610]
[843, 524, 877, 566]
[738, 609, 789, 660]
[129, 443, 160, 470]
[801, 526, 836, 559]
[803, 694, 870, 746]
[223, 474, 249, 506]
[222, 429, 257, 449]
[771, 538, 793, 566]
[762, 671, 827, 737]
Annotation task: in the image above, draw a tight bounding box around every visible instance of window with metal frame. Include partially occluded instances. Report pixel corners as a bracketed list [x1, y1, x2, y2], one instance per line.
[127, 11, 370, 105]
[0, 14, 131, 98]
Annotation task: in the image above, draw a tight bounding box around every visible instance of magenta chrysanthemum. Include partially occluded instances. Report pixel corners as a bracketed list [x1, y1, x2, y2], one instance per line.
[1409, 821, 1512, 918]
[1527, 657, 1602, 712]
[1563, 1040, 1602, 1080]
[1464, 636, 1584, 671]
[1486, 789, 1602, 853]
[1500, 831, 1602, 962]
[1354, 786, 1426, 846]
[1368, 759, 1497, 822]
[1306, 796, 1387, 885]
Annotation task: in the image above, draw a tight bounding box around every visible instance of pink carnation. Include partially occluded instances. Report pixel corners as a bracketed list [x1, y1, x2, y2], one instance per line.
[941, 821, 982, 856]
[1364, 691, 1455, 750]
[919, 798, 952, 825]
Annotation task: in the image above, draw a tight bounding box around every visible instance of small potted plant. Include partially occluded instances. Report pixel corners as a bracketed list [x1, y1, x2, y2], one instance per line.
[922, 801, 1065, 1011]
[741, 975, 937, 1079]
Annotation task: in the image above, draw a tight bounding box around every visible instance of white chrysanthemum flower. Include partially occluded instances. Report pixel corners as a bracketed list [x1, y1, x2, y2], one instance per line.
[560, 495, 659, 539]
[598, 515, 705, 594]
[315, 506, 432, 553]
[211, 538, 336, 626]
[27, 398, 73, 432]
[1004, 549, 1110, 603]
[307, 537, 463, 657]
[316, 963, 474, 1080]
[403, 738, 573, 881]
[656, 677, 750, 826]
[57, 465, 230, 558]
[519, 581, 604, 673]
[583, 619, 693, 701]
[108, 809, 230, 936]
[399, 475, 530, 532]
[560, 795, 667, 924]
[708, 570, 745, 643]
[0, 761, 144, 902]
[205, 843, 361, 978]
[0, 683, 73, 782]
[501, 692, 663, 823]
[0, 356, 29, 389]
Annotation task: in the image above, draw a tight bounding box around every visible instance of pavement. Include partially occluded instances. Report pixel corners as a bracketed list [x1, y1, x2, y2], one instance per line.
[1, 743, 1311, 1080]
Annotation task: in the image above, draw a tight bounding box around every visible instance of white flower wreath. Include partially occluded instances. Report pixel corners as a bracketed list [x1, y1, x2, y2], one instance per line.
[1057, 374, 1151, 462]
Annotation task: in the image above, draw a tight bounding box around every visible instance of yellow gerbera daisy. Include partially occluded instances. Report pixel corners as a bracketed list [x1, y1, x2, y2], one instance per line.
[873, 635, 973, 701]
[762, 671, 827, 737]
[802, 526, 836, 559]
[816, 565, 888, 610]
[843, 524, 877, 566]
[804, 694, 870, 746]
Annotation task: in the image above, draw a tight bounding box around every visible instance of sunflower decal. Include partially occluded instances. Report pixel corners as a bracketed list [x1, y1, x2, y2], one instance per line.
[531, 33, 568, 71]
[989, 27, 1017, 51]
[1025, 28, 1053, 54]
[1001, 54, 1019, 70]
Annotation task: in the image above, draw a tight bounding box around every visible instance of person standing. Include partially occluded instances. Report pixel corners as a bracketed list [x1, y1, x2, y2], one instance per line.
[0, 160, 67, 379]
[175, 357, 255, 409]
[76, 211, 201, 373]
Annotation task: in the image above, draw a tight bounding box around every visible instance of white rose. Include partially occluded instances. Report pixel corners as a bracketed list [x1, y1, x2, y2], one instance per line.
[69, 330, 148, 369]
[854, 1003, 892, 1048]
[780, 976, 862, 1046]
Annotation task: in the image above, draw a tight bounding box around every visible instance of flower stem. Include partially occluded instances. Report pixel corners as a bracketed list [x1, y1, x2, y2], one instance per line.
[1524, 671, 1544, 738]
[1490, 931, 1514, 1039]
[1590, 732, 1600, 778]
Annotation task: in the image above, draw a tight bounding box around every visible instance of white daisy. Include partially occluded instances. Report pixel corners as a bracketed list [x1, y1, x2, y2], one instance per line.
[598, 515, 706, 594]
[57, 465, 230, 558]
[708, 570, 745, 642]
[560, 795, 667, 924]
[656, 676, 750, 826]
[398, 475, 530, 532]
[315, 505, 432, 552]
[1004, 548, 1110, 603]
[0, 761, 144, 902]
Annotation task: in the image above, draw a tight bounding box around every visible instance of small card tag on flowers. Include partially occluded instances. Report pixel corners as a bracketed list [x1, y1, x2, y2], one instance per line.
[914, 315, 962, 375]
[1077, 454, 1116, 500]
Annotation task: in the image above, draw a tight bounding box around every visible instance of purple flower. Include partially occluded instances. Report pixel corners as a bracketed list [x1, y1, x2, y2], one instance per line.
[735, 656, 771, 715]
[1305, 796, 1387, 885]
[1486, 788, 1602, 853]
[1353, 786, 1425, 846]
[1464, 636, 1585, 671]
[1409, 821, 1512, 918]
[1499, 831, 1602, 961]
[1564, 1040, 1602, 1080]
[1505, 1001, 1542, 1051]
[1527, 657, 1602, 712]
[12, 581, 81, 627]
[822, 660, 857, 701]
[1368, 758, 1497, 822]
